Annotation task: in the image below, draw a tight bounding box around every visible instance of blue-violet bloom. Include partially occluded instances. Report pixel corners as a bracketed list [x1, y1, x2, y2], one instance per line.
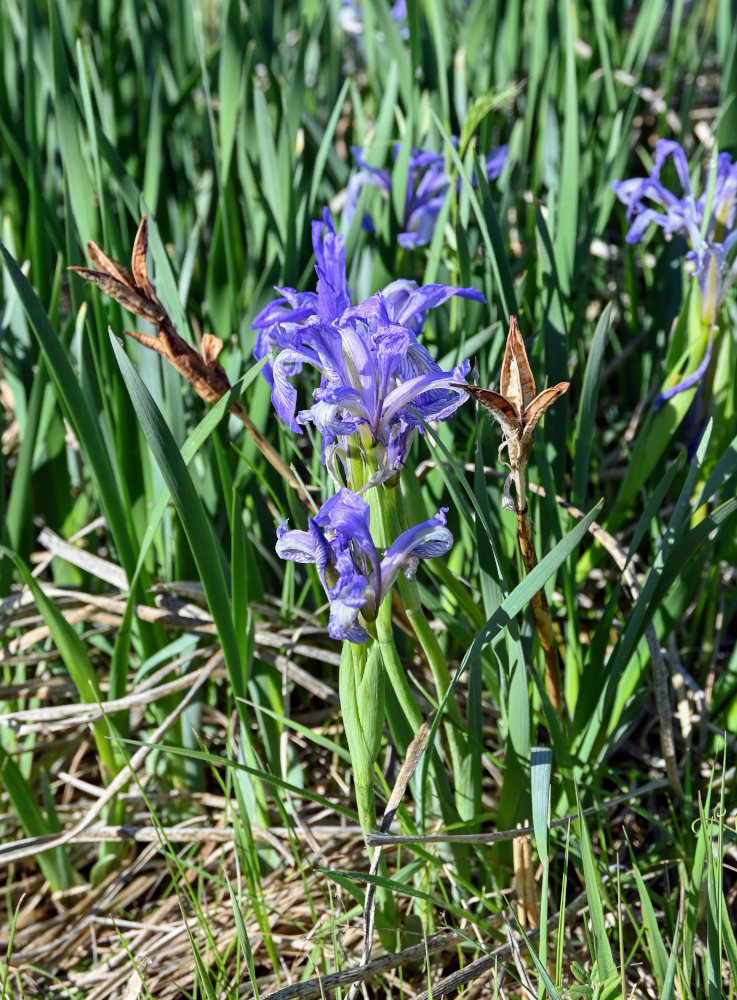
[346, 140, 508, 249]
[252, 210, 481, 487]
[276, 487, 452, 643]
[612, 140, 737, 322]
[612, 139, 737, 407]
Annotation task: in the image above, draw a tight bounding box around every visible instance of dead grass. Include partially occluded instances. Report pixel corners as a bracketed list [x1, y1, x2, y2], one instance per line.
[1, 531, 733, 999]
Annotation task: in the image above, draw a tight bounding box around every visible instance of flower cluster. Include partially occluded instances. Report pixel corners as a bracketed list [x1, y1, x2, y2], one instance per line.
[276, 489, 452, 642]
[612, 140, 737, 409]
[253, 210, 480, 489]
[612, 140, 737, 323]
[256, 210, 480, 641]
[346, 140, 507, 249]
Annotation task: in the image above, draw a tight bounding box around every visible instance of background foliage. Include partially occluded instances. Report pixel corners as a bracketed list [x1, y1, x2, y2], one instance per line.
[1, 0, 736, 997]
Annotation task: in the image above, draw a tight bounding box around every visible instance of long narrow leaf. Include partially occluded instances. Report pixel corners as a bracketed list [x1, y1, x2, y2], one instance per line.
[110, 334, 243, 691]
[0, 245, 141, 585]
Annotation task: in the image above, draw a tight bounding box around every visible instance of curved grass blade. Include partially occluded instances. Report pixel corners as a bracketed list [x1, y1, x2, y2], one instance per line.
[418, 500, 603, 801]
[110, 334, 243, 691]
[0, 244, 143, 588]
[626, 837, 669, 992]
[322, 868, 494, 931]
[572, 304, 611, 508]
[573, 783, 616, 979]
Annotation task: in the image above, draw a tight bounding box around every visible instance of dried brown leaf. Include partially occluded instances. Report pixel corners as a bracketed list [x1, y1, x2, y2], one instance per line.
[520, 381, 570, 448]
[453, 384, 521, 439]
[68, 267, 163, 325]
[130, 215, 156, 301]
[500, 315, 536, 413]
[85, 241, 135, 286]
[454, 316, 569, 511]
[201, 333, 224, 368]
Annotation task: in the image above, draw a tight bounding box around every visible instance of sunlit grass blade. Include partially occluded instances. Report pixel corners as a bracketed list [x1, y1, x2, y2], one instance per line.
[573, 783, 616, 980]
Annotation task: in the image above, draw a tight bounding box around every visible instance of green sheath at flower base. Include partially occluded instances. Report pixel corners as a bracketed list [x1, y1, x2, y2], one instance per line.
[339, 639, 385, 834]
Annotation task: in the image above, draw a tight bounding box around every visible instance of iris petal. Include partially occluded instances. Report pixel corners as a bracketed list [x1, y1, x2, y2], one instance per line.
[653, 335, 713, 412]
[274, 493, 454, 644]
[253, 209, 483, 479]
[378, 511, 454, 599]
[612, 140, 737, 309]
[347, 139, 506, 248]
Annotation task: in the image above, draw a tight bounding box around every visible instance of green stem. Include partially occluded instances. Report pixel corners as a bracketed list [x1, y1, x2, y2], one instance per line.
[401, 580, 462, 726]
[376, 596, 424, 731]
[378, 482, 462, 725]
[403, 586, 468, 796]
[377, 483, 469, 813]
[339, 640, 383, 839]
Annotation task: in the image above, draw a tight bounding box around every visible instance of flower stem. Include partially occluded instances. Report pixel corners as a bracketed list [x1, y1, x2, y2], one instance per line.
[515, 499, 565, 718]
[339, 640, 382, 838]
[376, 600, 424, 732]
[376, 483, 469, 809]
[401, 581, 468, 799]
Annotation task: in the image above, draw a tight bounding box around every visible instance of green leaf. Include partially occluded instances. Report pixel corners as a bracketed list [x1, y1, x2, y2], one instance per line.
[531, 747, 552, 862]
[50, 3, 95, 246]
[227, 880, 260, 998]
[0, 244, 141, 585]
[308, 77, 351, 215]
[0, 749, 73, 893]
[553, 0, 579, 296]
[6, 551, 100, 702]
[128, 361, 265, 589]
[572, 304, 611, 508]
[110, 334, 244, 692]
[627, 839, 669, 991]
[574, 785, 616, 978]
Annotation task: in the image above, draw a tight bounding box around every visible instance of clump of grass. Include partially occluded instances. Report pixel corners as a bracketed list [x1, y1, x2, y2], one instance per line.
[1, 0, 736, 998]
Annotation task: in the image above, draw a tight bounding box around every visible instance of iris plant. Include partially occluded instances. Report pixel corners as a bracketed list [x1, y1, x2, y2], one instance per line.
[345, 141, 507, 248]
[253, 210, 481, 490]
[258, 209, 481, 843]
[612, 140, 737, 411]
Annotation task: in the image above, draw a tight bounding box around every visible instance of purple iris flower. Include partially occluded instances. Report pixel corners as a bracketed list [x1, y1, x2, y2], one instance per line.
[612, 140, 737, 406]
[612, 140, 737, 306]
[346, 141, 508, 249]
[252, 210, 482, 487]
[276, 488, 452, 643]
